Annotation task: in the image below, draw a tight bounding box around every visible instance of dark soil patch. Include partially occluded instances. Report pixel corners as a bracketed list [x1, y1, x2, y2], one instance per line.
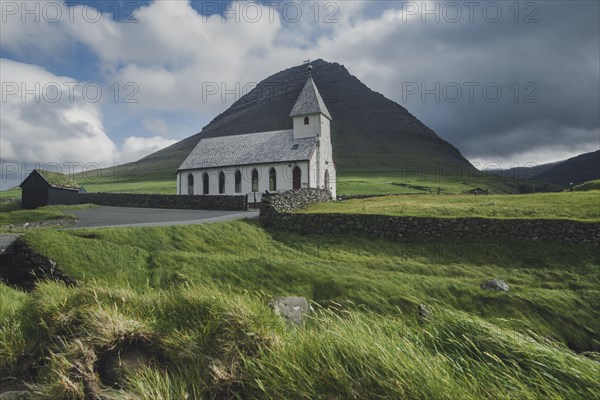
[0, 238, 76, 291]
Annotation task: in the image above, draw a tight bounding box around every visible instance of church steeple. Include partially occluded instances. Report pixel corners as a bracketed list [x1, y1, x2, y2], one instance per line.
[290, 75, 332, 121]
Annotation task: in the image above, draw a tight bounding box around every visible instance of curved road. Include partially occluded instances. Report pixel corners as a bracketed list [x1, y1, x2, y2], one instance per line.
[67, 206, 258, 229]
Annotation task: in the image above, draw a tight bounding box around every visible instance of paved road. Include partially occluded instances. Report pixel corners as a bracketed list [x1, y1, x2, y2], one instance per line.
[67, 207, 258, 229]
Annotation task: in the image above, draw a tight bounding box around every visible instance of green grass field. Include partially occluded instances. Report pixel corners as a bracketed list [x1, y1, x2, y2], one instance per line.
[1, 221, 598, 398]
[0, 202, 96, 229]
[300, 191, 600, 221]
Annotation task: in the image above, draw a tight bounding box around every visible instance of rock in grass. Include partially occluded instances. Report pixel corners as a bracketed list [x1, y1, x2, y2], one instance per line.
[272, 296, 310, 324]
[102, 348, 151, 385]
[480, 279, 510, 292]
[417, 304, 432, 323]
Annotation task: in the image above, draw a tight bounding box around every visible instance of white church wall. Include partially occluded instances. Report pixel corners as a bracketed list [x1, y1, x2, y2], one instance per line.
[177, 161, 311, 196]
[293, 114, 323, 139]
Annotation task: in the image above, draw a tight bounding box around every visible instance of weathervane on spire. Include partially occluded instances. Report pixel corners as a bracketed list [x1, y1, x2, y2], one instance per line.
[303, 58, 312, 77]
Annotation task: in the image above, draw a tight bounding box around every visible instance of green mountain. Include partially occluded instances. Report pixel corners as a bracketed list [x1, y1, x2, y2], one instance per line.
[83, 59, 474, 184]
[530, 150, 600, 188]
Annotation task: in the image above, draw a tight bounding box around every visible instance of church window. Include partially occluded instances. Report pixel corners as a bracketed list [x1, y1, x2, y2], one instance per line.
[304, 116, 309, 125]
[251, 168, 259, 192]
[187, 174, 194, 195]
[269, 168, 277, 191]
[235, 170, 242, 193]
[203, 172, 209, 195]
[291, 144, 299, 150]
[219, 171, 225, 194]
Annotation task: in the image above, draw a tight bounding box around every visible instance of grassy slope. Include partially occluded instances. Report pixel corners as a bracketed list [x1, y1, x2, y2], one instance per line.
[1, 221, 598, 398]
[0, 202, 96, 228]
[575, 179, 600, 192]
[300, 191, 600, 221]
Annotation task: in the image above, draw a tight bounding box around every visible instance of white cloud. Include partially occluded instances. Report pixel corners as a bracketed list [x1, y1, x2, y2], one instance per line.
[1, 0, 597, 169]
[0, 58, 117, 167]
[119, 135, 177, 163]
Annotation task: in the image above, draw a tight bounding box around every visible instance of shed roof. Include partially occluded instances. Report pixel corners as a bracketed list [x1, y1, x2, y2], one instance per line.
[289, 77, 332, 120]
[178, 129, 316, 171]
[20, 169, 79, 190]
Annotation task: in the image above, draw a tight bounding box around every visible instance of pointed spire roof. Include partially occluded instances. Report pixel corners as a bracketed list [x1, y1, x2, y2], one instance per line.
[289, 76, 332, 120]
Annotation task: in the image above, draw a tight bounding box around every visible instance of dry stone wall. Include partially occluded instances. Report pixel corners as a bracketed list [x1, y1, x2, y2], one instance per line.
[80, 193, 247, 211]
[260, 191, 600, 245]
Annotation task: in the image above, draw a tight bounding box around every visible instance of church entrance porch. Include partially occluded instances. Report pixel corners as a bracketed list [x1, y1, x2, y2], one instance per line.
[293, 166, 302, 190]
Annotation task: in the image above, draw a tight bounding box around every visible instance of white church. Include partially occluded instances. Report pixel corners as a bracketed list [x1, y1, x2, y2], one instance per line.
[177, 73, 336, 199]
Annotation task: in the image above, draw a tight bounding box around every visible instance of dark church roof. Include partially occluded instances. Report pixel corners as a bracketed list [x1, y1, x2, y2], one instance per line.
[289, 77, 332, 120]
[178, 129, 316, 171]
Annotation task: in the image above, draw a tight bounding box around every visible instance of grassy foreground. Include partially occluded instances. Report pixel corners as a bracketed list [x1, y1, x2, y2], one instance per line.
[1, 221, 599, 398]
[300, 191, 600, 221]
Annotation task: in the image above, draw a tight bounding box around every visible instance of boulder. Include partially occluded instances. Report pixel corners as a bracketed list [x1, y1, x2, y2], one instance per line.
[417, 304, 432, 322]
[480, 279, 510, 292]
[101, 348, 152, 385]
[272, 296, 310, 324]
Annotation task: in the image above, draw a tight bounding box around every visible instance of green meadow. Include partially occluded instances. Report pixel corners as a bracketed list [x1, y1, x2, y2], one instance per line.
[0, 202, 95, 229]
[300, 191, 600, 221]
[1, 170, 529, 197]
[1, 220, 598, 399]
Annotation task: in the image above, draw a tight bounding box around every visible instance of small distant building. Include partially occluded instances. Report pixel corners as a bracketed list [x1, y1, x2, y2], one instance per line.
[19, 169, 80, 209]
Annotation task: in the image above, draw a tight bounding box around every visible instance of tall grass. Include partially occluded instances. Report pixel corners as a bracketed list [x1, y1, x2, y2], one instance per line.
[1, 283, 598, 399]
[1, 220, 598, 398]
[21, 221, 600, 351]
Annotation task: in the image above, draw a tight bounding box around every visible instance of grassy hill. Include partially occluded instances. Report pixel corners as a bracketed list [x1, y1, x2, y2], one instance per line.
[1, 220, 599, 398]
[531, 150, 600, 188]
[574, 179, 600, 192]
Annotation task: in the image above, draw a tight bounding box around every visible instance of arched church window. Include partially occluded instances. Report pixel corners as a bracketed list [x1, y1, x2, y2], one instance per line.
[203, 172, 209, 195]
[252, 169, 259, 192]
[304, 116, 309, 125]
[187, 174, 194, 195]
[235, 170, 242, 193]
[269, 168, 277, 191]
[219, 171, 225, 194]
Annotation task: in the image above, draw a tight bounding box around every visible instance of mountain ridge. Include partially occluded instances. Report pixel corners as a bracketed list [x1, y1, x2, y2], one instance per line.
[530, 150, 600, 187]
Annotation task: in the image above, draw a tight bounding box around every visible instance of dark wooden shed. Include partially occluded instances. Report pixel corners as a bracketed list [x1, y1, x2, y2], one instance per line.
[20, 169, 80, 209]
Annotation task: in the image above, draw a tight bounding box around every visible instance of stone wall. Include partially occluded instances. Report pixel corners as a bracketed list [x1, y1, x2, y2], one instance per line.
[260, 188, 332, 213]
[259, 191, 600, 245]
[80, 193, 247, 211]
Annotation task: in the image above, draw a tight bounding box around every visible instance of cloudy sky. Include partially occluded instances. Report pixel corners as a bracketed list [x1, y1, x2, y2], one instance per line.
[1, 0, 599, 187]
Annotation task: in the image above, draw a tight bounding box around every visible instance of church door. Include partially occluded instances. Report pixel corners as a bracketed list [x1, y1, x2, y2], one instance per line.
[293, 166, 301, 190]
[187, 174, 194, 195]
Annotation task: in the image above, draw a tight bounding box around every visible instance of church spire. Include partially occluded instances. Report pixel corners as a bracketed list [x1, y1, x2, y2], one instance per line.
[289, 73, 332, 120]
